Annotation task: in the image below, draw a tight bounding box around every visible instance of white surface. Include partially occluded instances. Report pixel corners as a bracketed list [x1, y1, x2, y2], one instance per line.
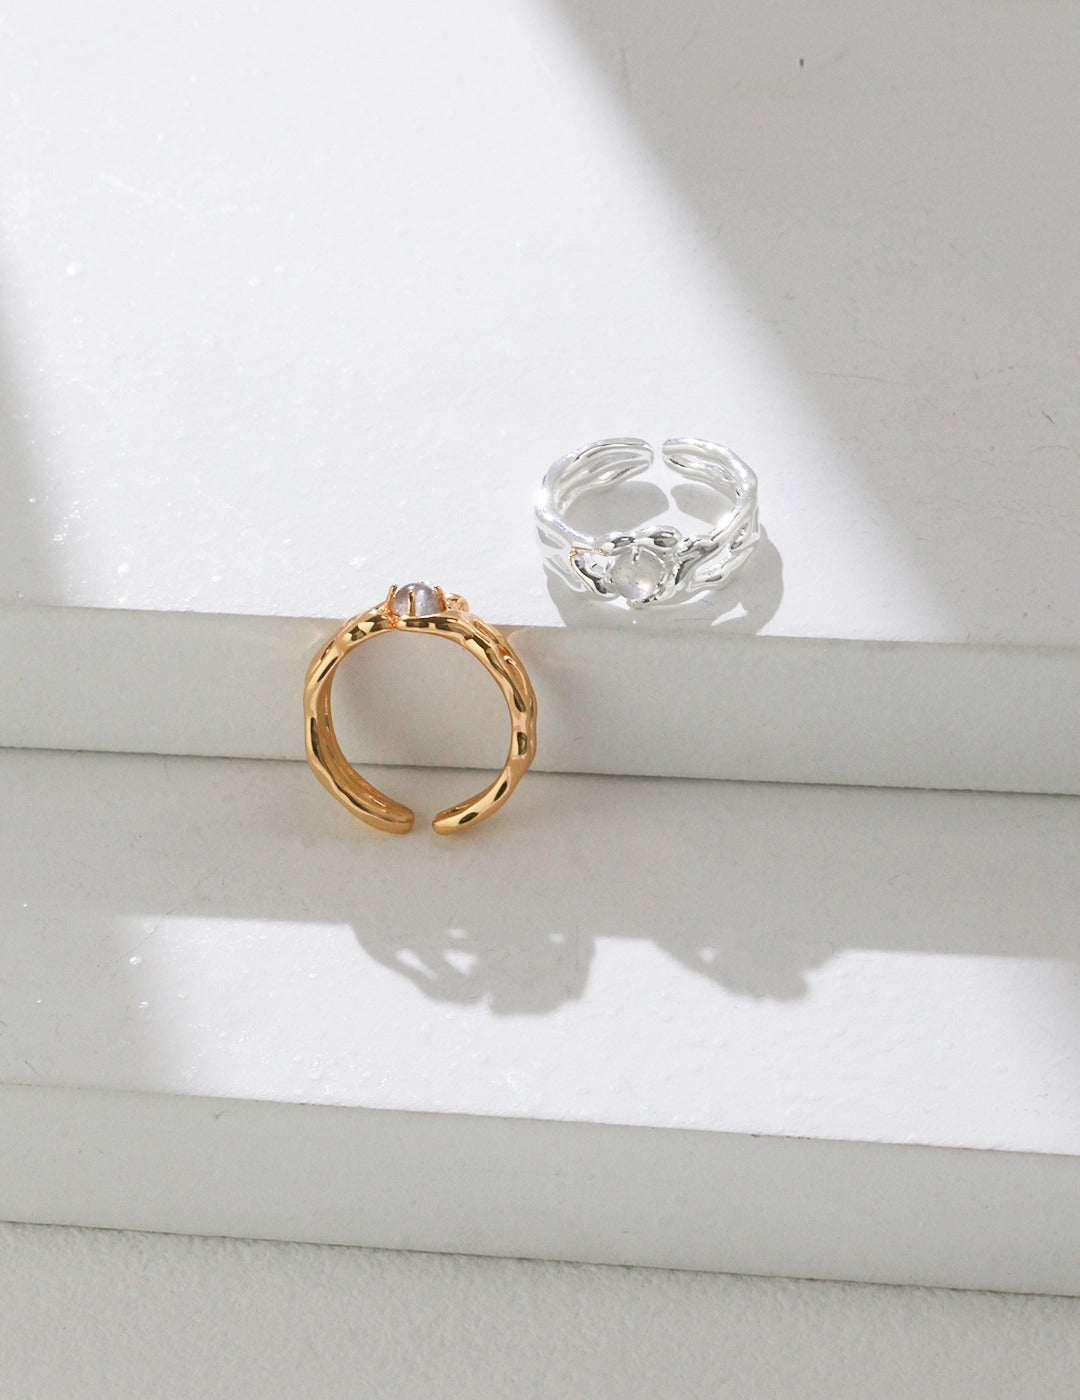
[5, 1224, 1080, 1400]
[1, 0, 1079, 646]
[8, 1082, 1080, 1294]
[7, 603, 1080, 796]
[4, 0, 1080, 796]
[4, 747, 1080, 1290]
[5, 747, 1080, 1147]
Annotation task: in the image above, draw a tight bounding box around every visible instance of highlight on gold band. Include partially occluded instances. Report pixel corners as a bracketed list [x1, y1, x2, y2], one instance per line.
[303, 582, 537, 835]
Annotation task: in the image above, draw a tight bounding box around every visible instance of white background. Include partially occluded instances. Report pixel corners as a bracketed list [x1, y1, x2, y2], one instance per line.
[4, 0, 1080, 1381]
[2, 0, 1079, 644]
[3, 1221, 1080, 1400]
[8, 749, 1080, 1156]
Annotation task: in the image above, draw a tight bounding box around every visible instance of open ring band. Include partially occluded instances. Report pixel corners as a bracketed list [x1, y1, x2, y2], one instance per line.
[304, 583, 537, 835]
[536, 437, 759, 607]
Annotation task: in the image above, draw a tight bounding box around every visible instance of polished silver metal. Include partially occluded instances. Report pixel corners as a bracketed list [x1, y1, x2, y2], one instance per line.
[535, 437, 760, 607]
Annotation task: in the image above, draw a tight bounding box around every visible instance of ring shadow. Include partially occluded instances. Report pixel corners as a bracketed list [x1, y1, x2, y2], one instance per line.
[6, 753, 1080, 1033]
[341, 771, 1080, 1011]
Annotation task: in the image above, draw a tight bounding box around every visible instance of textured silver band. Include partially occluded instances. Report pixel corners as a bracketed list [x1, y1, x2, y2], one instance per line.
[535, 437, 760, 607]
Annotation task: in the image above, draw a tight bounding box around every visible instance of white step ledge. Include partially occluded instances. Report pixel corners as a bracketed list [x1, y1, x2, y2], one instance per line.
[3, 747, 1080, 1291]
[4, 603, 1080, 795]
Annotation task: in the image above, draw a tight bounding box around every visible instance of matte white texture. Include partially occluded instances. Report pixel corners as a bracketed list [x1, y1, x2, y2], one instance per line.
[5, 1223, 1080, 1400]
[9, 1082, 1080, 1294]
[6, 748, 1080, 1146]
[4, 748, 1080, 1290]
[1, 0, 1078, 645]
[3, 0, 1080, 793]
[5, 603, 1080, 795]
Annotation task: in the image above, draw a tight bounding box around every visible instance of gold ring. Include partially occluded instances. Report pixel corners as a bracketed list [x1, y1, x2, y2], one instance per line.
[304, 582, 537, 835]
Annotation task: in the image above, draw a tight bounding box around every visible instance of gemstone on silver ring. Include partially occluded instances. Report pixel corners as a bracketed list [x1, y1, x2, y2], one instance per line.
[535, 437, 760, 607]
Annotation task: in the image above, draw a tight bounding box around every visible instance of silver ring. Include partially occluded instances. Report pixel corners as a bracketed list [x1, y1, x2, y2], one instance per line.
[535, 437, 760, 607]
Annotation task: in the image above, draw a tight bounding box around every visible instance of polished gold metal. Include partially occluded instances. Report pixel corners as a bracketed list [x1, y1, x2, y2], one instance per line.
[304, 584, 537, 835]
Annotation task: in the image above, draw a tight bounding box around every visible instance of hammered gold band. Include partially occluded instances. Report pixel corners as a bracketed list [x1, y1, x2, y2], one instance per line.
[304, 584, 537, 835]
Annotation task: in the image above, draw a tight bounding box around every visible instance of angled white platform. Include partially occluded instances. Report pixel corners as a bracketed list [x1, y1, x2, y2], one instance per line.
[5, 603, 1080, 796]
[3, 747, 1080, 1293]
[2, 0, 1080, 790]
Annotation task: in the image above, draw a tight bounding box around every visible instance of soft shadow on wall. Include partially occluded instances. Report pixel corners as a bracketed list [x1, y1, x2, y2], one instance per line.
[5, 753, 1080, 1028]
[550, 0, 1080, 643]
